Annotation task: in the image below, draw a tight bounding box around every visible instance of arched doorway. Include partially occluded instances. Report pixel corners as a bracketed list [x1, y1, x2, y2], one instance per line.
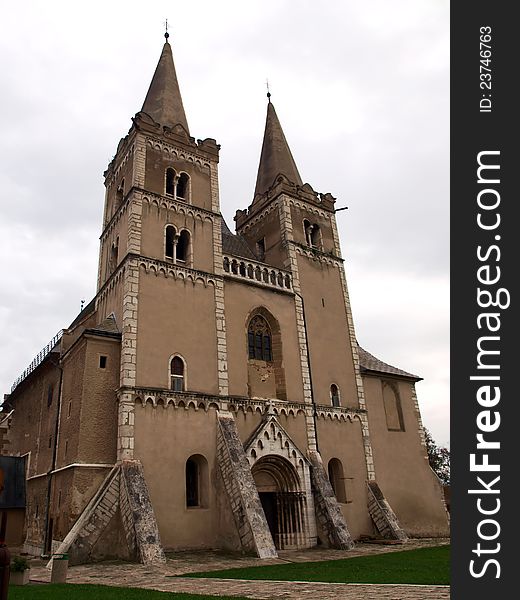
[252, 455, 307, 550]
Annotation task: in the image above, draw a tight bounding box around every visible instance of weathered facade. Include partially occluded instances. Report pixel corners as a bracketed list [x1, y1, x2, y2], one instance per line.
[2, 36, 449, 563]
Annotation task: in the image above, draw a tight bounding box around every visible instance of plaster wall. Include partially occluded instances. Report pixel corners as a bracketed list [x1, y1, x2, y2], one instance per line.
[224, 280, 304, 401]
[363, 376, 449, 536]
[297, 258, 359, 408]
[135, 274, 218, 393]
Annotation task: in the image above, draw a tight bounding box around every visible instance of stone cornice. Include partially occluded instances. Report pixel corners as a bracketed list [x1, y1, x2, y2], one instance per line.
[140, 189, 219, 221]
[116, 387, 366, 423]
[137, 255, 221, 288]
[291, 241, 344, 266]
[143, 133, 219, 164]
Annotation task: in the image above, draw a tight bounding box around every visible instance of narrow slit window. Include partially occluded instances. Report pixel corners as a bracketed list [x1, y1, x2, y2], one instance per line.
[99, 355, 107, 369]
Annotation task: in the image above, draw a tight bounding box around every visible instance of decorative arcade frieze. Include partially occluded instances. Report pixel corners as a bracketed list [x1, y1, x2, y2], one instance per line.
[125, 388, 365, 422]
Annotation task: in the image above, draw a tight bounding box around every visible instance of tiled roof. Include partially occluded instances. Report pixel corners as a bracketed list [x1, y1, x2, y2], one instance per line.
[89, 314, 120, 335]
[357, 345, 421, 381]
[221, 220, 257, 260]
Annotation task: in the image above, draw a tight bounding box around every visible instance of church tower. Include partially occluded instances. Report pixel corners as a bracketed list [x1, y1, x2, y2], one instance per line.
[95, 35, 229, 464]
[235, 98, 368, 434]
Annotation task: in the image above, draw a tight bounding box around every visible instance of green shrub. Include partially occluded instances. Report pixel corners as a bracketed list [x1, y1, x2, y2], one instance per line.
[11, 556, 30, 572]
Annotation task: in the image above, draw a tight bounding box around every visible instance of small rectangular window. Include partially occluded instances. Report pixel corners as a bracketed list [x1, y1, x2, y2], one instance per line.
[99, 355, 107, 369]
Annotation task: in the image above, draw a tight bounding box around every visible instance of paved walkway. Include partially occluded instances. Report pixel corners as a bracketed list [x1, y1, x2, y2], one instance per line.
[26, 538, 450, 599]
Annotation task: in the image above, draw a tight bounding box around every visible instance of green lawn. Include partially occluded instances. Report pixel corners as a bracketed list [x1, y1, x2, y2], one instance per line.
[8, 583, 251, 600]
[182, 545, 450, 585]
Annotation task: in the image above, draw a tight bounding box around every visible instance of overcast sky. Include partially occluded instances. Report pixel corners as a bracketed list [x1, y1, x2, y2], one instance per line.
[0, 1, 449, 446]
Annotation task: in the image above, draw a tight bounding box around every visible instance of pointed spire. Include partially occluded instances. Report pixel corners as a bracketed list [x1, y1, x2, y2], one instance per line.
[254, 100, 302, 198]
[141, 37, 190, 134]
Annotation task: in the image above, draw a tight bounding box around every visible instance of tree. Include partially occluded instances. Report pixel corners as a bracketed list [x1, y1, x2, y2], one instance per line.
[424, 428, 450, 484]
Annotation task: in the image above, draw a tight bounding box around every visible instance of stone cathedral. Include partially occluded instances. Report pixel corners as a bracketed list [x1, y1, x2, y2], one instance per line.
[2, 37, 449, 563]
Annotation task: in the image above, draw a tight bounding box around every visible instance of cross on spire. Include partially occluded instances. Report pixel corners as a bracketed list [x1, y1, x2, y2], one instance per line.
[164, 18, 169, 40]
[266, 79, 271, 102]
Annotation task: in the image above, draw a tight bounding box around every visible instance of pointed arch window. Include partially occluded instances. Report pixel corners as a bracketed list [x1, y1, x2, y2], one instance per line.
[330, 384, 340, 407]
[248, 316, 272, 361]
[165, 168, 176, 196]
[176, 172, 190, 201]
[170, 356, 185, 391]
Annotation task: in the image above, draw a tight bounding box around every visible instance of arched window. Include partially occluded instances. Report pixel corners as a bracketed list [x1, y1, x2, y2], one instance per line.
[186, 454, 209, 508]
[303, 219, 312, 246]
[310, 224, 321, 249]
[170, 356, 185, 391]
[176, 230, 190, 263]
[109, 237, 119, 274]
[383, 381, 405, 431]
[303, 219, 322, 249]
[176, 172, 189, 201]
[165, 168, 176, 196]
[116, 179, 125, 206]
[248, 315, 272, 361]
[328, 458, 347, 503]
[165, 225, 176, 259]
[330, 384, 340, 407]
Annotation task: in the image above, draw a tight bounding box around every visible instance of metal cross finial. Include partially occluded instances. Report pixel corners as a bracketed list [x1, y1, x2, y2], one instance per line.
[164, 18, 169, 40]
[266, 79, 271, 102]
